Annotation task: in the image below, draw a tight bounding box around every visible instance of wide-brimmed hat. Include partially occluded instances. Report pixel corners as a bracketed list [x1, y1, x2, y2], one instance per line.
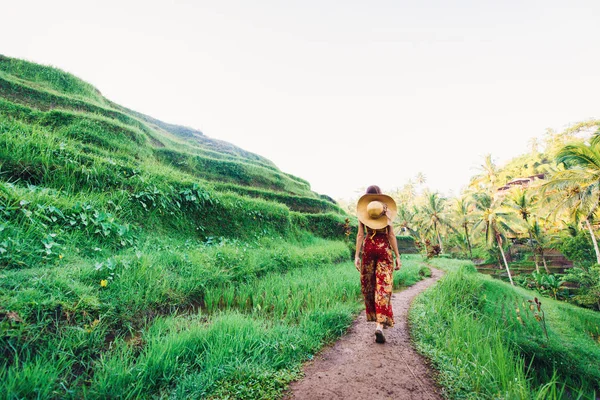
[356, 194, 397, 229]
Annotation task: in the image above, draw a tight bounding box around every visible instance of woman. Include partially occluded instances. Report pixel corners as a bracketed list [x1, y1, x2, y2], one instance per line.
[354, 185, 401, 344]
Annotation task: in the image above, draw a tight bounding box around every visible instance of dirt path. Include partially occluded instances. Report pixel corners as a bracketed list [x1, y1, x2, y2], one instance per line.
[286, 267, 445, 400]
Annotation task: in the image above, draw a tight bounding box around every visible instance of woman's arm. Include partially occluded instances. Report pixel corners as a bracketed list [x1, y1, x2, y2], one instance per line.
[388, 225, 402, 270]
[354, 222, 364, 271]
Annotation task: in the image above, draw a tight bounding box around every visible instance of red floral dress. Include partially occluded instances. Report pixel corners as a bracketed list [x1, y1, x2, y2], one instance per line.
[360, 225, 394, 327]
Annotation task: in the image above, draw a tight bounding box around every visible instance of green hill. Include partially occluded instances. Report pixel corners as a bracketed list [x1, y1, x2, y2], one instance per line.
[0, 55, 374, 398]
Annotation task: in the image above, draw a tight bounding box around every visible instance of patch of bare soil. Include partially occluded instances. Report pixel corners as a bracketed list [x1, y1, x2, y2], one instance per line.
[286, 267, 445, 400]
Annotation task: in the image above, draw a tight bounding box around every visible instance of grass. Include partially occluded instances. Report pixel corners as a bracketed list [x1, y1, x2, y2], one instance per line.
[7, 54, 599, 400]
[0, 55, 432, 398]
[0, 55, 107, 105]
[0, 54, 363, 398]
[1, 241, 427, 399]
[0, 98, 313, 197]
[410, 258, 600, 399]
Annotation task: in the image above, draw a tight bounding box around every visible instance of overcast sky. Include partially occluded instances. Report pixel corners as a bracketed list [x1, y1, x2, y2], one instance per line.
[3, 0, 599, 200]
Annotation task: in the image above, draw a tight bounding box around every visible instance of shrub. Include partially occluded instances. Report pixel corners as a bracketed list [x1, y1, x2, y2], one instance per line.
[558, 230, 596, 267]
[562, 265, 600, 310]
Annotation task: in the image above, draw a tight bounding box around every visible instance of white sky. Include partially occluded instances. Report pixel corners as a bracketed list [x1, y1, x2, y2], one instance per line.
[2, 0, 599, 200]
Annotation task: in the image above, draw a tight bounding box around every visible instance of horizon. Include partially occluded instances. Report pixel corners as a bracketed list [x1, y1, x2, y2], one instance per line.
[3, 1, 599, 201]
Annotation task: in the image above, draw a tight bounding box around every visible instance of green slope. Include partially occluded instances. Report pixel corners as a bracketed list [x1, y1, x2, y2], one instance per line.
[0, 55, 360, 399]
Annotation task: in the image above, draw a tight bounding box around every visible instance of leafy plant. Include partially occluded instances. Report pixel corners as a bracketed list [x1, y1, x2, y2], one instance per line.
[558, 230, 596, 267]
[562, 265, 600, 310]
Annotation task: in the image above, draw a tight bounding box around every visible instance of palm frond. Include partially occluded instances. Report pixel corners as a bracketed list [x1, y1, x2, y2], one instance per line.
[556, 143, 600, 170]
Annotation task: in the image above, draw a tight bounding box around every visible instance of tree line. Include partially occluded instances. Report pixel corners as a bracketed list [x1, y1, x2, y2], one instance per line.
[343, 120, 600, 309]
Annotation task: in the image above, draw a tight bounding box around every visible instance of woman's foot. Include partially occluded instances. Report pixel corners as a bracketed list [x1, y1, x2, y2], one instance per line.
[375, 328, 386, 344]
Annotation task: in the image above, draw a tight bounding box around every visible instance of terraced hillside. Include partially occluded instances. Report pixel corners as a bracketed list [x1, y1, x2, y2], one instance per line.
[0, 55, 378, 398]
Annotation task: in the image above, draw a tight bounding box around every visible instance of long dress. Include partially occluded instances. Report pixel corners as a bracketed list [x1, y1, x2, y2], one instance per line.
[360, 225, 394, 327]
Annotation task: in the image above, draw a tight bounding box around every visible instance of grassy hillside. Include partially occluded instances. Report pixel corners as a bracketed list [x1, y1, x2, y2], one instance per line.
[0, 55, 363, 398]
[410, 258, 600, 399]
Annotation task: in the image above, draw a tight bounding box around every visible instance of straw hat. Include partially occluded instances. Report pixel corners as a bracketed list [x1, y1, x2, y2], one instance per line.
[356, 194, 397, 229]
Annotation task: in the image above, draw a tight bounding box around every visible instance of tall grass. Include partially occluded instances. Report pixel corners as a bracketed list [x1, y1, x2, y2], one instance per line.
[0, 55, 106, 105]
[410, 258, 599, 399]
[88, 261, 361, 399]
[2, 249, 427, 399]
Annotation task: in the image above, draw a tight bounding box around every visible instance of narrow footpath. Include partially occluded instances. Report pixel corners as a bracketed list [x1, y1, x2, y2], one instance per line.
[287, 267, 445, 400]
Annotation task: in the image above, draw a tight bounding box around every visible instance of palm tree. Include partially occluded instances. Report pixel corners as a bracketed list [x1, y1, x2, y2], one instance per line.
[503, 188, 540, 273]
[530, 219, 551, 273]
[451, 197, 474, 259]
[545, 183, 600, 262]
[401, 181, 417, 203]
[421, 192, 451, 254]
[472, 192, 523, 286]
[542, 138, 600, 264]
[391, 180, 416, 204]
[469, 154, 499, 193]
[394, 204, 418, 237]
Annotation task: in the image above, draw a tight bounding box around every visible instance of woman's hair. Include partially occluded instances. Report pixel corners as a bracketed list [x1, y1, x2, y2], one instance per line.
[366, 185, 382, 194]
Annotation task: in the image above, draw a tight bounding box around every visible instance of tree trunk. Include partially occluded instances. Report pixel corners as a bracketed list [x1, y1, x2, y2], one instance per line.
[533, 251, 541, 274]
[497, 233, 514, 286]
[584, 218, 600, 265]
[464, 224, 473, 259]
[541, 248, 550, 274]
[435, 225, 444, 254]
[529, 230, 540, 273]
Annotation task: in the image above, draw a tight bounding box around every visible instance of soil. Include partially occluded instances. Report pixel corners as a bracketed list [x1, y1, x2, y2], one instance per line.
[286, 267, 445, 400]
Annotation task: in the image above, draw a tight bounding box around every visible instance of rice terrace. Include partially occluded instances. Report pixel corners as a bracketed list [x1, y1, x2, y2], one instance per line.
[1, 52, 600, 399]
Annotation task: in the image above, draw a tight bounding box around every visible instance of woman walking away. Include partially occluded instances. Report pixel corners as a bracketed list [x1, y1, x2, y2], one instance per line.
[354, 185, 401, 344]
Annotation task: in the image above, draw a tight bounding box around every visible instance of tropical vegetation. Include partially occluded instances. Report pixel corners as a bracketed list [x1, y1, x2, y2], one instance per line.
[0, 55, 382, 398]
[411, 258, 600, 399]
[344, 121, 600, 314]
[348, 119, 600, 397]
[2, 55, 600, 399]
